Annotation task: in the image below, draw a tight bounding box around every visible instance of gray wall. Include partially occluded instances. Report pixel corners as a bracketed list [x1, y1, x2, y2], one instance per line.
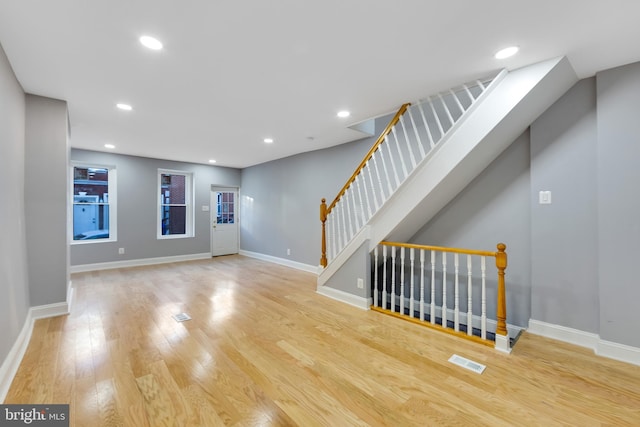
[70, 149, 240, 266]
[530, 78, 598, 333]
[0, 43, 30, 369]
[596, 62, 640, 348]
[25, 95, 69, 306]
[240, 133, 378, 266]
[409, 132, 532, 327]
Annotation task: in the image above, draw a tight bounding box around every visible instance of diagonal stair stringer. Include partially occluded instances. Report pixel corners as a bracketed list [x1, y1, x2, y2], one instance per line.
[318, 56, 578, 293]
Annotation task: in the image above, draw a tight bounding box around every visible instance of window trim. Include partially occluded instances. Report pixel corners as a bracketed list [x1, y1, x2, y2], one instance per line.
[157, 168, 195, 239]
[70, 162, 117, 245]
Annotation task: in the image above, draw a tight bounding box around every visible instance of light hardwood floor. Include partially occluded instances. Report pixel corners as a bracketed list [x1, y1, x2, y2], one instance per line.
[5, 255, 640, 426]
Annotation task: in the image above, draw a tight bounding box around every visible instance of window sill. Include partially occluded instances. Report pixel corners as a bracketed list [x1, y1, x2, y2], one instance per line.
[157, 234, 194, 240]
[71, 238, 117, 245]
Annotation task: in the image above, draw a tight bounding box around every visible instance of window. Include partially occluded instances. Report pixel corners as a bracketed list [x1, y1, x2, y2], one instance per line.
[158, 169, 194, 238]
[216, 191, 235, 224]
[72, 164, 116, 242]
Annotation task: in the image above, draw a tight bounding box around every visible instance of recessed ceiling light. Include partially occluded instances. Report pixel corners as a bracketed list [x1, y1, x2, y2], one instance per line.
[116, 103, 132, 111]
[140, 35, 163, 50]
[495, 46, 519, 59]
[104, 144, 115, 149]
[208, 159, 217, 164]
[337, 110, 350, 118]
[264, 138, 274, 143]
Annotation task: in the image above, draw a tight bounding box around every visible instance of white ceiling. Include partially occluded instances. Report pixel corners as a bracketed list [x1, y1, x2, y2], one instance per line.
[1, 1, 639, 168]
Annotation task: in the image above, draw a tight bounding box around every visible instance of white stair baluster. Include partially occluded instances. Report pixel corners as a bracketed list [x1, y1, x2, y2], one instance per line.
[366, 164, 380, 211]
[333, 203, 343, 255]
[345, 190, 354, 239]
[384, 135, 401, 188]
[339, 203, 348, 250]
[371, 150, 386, 203]
[442, 252, 447, 328]
[407, 107, 426, 159]
[430, 250, 436, 324]
[331, 210, 340, 256]
[481, 256, 487, 340]
[349, 185, 360, 232]
[399, 116, 417, 169]
[329, 214, 337, 261]
[391, 247, 397, 312]
[355, 175, 367, 225]
[467, 255, 473, 336]
[428, 96, 445, 140]
[378, 144, 394, 197]
[410, 248, 415, 317]
[417, 102, 436, 149]
[373, 246, 379, 307]
[326, 215, 332, 261]
[462, 84, 475, 102]
[399, 247, 405, 315]
[438, 93, 455, 128]
[476, 79, 487, 91]
[382, 245, 388, 310]
[454, 253, 460, 332]
[361, 171, 373, 219]
[391, 126, 409, 179]
[449, 88, 466, 114]
[420, 249, 425, 321]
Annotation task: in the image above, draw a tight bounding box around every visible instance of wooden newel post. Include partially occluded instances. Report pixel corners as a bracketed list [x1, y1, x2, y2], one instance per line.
[320, 198, 328, 267]
[495, 243, 507, 336]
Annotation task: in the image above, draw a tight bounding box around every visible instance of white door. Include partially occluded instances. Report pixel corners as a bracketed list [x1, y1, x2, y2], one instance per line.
[211, 188, 239, 256]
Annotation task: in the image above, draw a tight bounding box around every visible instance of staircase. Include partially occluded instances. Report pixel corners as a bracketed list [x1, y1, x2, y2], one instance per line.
[317, 57, 578, 347]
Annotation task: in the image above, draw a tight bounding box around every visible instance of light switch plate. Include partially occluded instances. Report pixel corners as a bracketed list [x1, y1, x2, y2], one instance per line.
[539, 190, 552, 204]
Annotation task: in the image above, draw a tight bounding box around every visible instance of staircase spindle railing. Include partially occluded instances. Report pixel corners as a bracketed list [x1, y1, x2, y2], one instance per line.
[371, 242, 510, 352]
[319, 74, 501, 268]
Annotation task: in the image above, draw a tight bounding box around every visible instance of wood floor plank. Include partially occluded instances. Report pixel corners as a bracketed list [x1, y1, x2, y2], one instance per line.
[4, 255, 640, 426]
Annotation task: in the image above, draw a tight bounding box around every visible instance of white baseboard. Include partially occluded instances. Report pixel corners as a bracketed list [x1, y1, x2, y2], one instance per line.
[528, 319, 640, 367]
[67, 280, 74, 313]
[31, 302, 69, 320]
[316, 285, 371, 310]
[386, 295, 522, 338]
[239, 250, 318, 274]
[527, 319, 599, 349]
[0, 301, 70, 402]
[597, 339, 640, 367]
[70, 252, 212, 273]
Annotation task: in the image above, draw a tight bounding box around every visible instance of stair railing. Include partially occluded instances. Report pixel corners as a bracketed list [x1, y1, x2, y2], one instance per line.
[319, 72, 504, 268]
[320, 103, 410, 267]
[372, 241, 510, 352]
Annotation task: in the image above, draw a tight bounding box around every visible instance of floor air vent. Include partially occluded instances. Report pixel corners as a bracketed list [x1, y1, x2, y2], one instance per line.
[448, 354, 486, 374]
[172, 312, 192, 322]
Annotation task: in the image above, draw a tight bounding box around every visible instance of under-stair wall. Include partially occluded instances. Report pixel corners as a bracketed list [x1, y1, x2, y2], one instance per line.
[319, 57, 578, 313]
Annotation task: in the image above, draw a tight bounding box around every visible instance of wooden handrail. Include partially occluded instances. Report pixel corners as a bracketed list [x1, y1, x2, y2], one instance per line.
[380, 241, 496, 257]
[320, 103, 411, 267]
[326, 103, 411, 214]
[379, 241, 509, 341]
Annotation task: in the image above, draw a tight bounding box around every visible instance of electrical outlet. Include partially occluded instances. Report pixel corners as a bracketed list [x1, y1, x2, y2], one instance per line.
[118, 248, 125, 255]
[357, 278, 364, 289]
[287, 248, 291, 256]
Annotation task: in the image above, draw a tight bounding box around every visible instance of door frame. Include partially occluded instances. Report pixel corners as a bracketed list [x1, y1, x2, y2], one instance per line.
[210, 186, 240, 256]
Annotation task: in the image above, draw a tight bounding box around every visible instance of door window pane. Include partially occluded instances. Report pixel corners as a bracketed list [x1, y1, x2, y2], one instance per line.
[216, 192, 235, 224]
